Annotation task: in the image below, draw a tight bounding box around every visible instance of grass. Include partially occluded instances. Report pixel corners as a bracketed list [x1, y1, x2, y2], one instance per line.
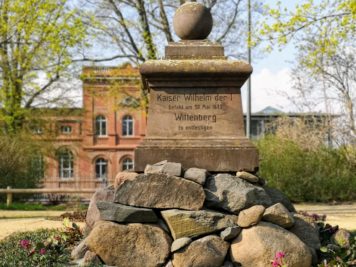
[0, 202, 87, 211]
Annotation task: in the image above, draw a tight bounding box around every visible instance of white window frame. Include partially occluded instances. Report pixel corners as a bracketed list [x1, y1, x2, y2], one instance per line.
[95, 158, 108, 179]
[58, 149, 74, 178]
[95, 115, 107, 136]
[122, 115, 134, 136]
[122, 158, 134, 171]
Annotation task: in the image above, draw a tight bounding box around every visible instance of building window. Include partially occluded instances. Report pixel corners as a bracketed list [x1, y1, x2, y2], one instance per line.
[95, 158, 108, 179]
[61, 125, 72, 134]
[95, 115, 107, 136]
[58, 149, 74, 178]
[31, 154, 44, 179]
[30, 126, 43, 135]
[122, 158, 134, 171]
[122, 115, 133, 136]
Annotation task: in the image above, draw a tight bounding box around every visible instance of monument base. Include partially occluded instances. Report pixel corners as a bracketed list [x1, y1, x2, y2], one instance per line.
[134, 138, 258, 172]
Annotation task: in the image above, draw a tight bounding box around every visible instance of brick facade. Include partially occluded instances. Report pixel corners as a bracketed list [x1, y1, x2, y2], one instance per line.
[43, 65, 146, 189]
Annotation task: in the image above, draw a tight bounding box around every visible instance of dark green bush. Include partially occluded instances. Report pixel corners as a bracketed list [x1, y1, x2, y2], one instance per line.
[0, 133, 52, 201]
[257, 135, 356, 202]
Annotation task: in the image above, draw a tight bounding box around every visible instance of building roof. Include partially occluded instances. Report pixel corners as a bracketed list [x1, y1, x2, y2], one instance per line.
[27, 108, 83, 117]
[254, 106, 284, 115]
[82, 63, 140, 81]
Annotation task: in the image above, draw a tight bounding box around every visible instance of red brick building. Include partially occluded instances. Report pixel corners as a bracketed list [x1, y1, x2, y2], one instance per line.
[42, 65, 146, 189]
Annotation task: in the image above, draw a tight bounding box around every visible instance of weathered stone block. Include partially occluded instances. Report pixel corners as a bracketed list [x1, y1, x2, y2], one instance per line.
[172, 235, 229, 267]
[161, 209, 237, 239]
[230, 222, 312, 267]
[237, 205, 265, 228]
[262, 203, 295, 228]
[205, 174, 272, 214]
[183, 167, 207, 185]
[115, 173, 205, 210]
[86, 221, 171, 267]
[144, 161, 182, 177]
[86, 186, 115, 230]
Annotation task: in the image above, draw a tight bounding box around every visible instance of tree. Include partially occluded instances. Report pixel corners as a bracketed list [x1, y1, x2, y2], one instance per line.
[258, 0, 355, 144]
[258, 0, 355, 63]
[0, 0, 87, 133]
[0, 132, 49, 193]
[288, 40, 355, 144]
[78, 0, 253, 64]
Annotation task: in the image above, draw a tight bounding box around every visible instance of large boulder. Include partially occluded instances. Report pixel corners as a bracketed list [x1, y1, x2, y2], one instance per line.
[96, 201, 158, 223]
[262, 203, 295, 228]
[263, 186, 296, 212]
[115, 173, 205, 210]
[85, 186, 115, 230]
[161, 209, 237, 239]
[86, 221, 171, 267]
[230, 222, 312, 267]
[172, 235, 229, 267]
[205, 174, 272, 214]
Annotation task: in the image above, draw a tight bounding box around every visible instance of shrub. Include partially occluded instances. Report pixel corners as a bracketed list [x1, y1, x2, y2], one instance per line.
[0, 133, 51, 201]
[257, 135, 356, 202]
[0, 219, 82, 267]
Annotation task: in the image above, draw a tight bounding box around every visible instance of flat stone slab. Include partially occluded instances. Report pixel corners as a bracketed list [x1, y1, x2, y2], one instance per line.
[144, 161, 182, 177]
[161, 209, 237, 240]
[115, 173, 205, 210]
[97, 201, 158, 223]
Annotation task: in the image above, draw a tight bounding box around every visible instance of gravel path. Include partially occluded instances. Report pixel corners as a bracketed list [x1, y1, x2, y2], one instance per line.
[0, 211, 85, 241]
[295, 203, 356, 230]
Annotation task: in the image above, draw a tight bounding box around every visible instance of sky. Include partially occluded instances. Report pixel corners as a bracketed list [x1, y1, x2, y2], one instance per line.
[243, 0, 299, 113]
[69, 0, 301, 113]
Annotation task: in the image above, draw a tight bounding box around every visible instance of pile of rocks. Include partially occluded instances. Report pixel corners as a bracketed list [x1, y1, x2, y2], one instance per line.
[72, 161, 320, 267]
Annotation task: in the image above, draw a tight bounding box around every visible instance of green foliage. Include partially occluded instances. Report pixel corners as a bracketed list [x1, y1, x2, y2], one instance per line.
[298, 212, 356, 266]
[257, 135, 356, 202]
[0, 220, 83, 267]
[0, 0, 87, 132]
[0, 133, 51, 200]
[259, 0, 355, 63]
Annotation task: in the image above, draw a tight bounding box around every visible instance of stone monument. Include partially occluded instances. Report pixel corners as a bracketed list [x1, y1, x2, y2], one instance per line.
[135, 2, 258, 172]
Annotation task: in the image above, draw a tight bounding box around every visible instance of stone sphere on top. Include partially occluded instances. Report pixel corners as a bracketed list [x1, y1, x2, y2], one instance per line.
[173, 2, 213, 40]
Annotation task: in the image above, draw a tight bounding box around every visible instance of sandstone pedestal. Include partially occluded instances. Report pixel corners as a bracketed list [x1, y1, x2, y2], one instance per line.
[135, 4, 258, 172]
